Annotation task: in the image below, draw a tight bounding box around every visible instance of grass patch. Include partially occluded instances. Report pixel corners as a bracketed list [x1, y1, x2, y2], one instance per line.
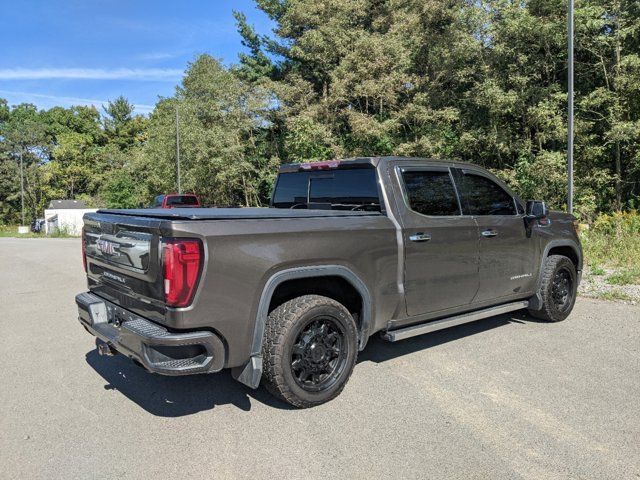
[48, 226, 77, 238]
[581, 211, 640, 275]
[606, 268, 640, 286]
[593, 290, 634, 302]
[581, 231, 640, 270]
[0, 225, 78, 238]
[0, 225, 41, 238]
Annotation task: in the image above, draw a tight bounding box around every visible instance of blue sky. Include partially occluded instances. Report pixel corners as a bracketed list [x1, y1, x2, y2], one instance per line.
[0, 0, 273, 115]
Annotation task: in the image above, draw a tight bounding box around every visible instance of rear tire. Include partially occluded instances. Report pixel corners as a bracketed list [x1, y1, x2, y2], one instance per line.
[261, 295, 358, 408]
[528, 255, 577, 322]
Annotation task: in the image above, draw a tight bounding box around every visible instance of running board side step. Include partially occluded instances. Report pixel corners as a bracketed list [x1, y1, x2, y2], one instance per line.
[382, 300, 529, 342]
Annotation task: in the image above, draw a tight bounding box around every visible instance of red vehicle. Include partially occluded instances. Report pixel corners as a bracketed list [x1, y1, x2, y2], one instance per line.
[152, 193, 201, 208]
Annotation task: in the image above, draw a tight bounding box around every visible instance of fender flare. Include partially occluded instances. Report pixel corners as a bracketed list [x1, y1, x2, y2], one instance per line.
[233, 265, 373, 389]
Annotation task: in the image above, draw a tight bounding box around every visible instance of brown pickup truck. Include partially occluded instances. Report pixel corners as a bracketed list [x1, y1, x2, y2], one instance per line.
[76, 156, 582, 407]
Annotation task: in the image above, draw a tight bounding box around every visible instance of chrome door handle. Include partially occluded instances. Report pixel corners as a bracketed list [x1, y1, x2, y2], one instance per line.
[409, 233, 431, 242]
[481, 229, 498, 237]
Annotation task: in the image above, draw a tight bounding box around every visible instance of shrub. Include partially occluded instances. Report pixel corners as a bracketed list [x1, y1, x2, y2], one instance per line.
[581, 211, 640, 270]
[590, 210, 640, 237]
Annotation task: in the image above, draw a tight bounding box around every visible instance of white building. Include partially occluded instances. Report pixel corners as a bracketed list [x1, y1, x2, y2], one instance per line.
[44, 200, 97, 235]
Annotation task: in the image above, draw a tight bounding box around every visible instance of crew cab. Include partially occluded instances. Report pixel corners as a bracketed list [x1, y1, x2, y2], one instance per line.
[76, 157, 582, 407]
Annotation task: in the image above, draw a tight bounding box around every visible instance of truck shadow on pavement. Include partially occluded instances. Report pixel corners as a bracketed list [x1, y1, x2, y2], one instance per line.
[358, 310, 541, 364]
[85, 310, 540, 416]
[85, 351, 294, 416]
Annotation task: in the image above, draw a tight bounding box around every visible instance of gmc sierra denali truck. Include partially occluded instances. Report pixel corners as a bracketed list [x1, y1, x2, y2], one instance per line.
[76, 156, 582, 408]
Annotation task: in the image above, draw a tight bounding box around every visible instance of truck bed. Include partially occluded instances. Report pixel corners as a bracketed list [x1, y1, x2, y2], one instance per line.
[97, 207, 382, 221]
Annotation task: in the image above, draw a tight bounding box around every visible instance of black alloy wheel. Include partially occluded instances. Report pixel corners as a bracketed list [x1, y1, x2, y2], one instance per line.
[261, 295, 359, 408]
[290, 317, 348, 392]
[528, 254, 578, 322]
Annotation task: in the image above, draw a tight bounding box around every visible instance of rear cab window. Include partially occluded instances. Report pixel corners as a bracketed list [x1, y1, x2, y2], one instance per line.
[271, 166, 381, 211]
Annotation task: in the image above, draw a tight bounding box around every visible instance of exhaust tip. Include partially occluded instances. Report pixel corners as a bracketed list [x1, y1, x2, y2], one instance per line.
[96, 338, 117, 356]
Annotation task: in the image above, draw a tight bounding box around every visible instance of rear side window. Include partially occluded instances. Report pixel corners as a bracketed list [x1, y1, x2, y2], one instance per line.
[401, 170, 460, 216]
[271, 168, 380, 210]
[457, 173, 516, 216]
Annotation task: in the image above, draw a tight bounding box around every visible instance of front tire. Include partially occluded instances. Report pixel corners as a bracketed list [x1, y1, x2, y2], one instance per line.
[528, 255, 577, 322]
[261, 295, 358, 408]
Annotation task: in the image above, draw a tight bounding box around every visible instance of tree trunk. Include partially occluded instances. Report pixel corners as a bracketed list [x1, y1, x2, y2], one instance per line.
[242, 175, 250, 207]
[323, 80, 328, 123]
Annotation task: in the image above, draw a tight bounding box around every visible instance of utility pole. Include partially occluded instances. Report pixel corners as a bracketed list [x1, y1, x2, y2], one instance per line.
[19, 148, 25, 226]
[175, 105, 182, 194]
[567, 0, 574, 214]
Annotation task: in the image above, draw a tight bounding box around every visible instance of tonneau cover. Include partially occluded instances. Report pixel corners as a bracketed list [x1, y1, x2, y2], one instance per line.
[97, 207, 381, 221]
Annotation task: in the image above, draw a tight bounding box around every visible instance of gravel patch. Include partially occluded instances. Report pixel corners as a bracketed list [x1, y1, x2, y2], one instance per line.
[579, 268, 640, 305]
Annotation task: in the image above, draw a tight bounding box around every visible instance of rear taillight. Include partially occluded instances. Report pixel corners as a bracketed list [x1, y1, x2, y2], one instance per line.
[81, 227, 87, 272]
[163, 238, 202, 307]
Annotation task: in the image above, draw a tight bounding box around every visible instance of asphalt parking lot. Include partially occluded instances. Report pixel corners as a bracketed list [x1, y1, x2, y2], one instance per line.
[1, 237, 639, 480]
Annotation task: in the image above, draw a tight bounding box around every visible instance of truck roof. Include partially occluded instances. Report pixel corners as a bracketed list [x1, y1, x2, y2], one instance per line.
[278, 156, 479, 173]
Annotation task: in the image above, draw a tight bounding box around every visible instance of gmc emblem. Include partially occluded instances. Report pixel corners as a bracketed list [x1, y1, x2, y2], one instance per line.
[96, 239, 120, 256]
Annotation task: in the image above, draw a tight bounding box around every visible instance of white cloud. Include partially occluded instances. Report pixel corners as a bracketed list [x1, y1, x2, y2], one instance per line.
[0, 90, 155, 115]
[0, 67, 182, 81]
[137, 52, 178, 61]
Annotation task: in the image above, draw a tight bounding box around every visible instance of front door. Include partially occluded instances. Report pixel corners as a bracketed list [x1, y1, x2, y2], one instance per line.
[453, 168, 537, 303]
[397, 167, 480, 317]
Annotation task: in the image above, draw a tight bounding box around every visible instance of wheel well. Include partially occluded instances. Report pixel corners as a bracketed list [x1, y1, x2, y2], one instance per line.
[268, 276, 364, 328]
[547, 246, 580, 270]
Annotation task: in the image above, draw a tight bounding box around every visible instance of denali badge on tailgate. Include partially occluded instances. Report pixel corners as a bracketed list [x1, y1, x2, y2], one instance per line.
[103, 271, 126, 284]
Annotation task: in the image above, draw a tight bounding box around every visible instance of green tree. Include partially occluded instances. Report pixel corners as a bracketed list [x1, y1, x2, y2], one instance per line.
[0, 103, 50, 223]
[103, 96, 148, 151]
[235, 0, 640, 217]
[43, 105, 107, 202]
[103, 169, 140, 208]
[137, 54, 277, 206]
[0, 97, 149, 223]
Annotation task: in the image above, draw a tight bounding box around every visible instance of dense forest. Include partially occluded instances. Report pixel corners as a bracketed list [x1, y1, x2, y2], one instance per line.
[1, 0, 638, 224]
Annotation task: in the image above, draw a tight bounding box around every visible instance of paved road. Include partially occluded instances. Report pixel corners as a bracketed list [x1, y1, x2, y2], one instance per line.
[1, 238, 639, 480]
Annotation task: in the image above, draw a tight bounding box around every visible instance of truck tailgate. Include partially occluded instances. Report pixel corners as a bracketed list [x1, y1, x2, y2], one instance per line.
[83, 212, 167, 323]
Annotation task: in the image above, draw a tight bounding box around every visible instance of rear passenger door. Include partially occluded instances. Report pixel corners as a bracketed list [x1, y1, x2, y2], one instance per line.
[453, 168, 537, 303]
[396, 167, 480, 317]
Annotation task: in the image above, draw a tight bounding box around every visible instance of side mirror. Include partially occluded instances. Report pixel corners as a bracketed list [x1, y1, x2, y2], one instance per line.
[525, 200, 548, 219]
